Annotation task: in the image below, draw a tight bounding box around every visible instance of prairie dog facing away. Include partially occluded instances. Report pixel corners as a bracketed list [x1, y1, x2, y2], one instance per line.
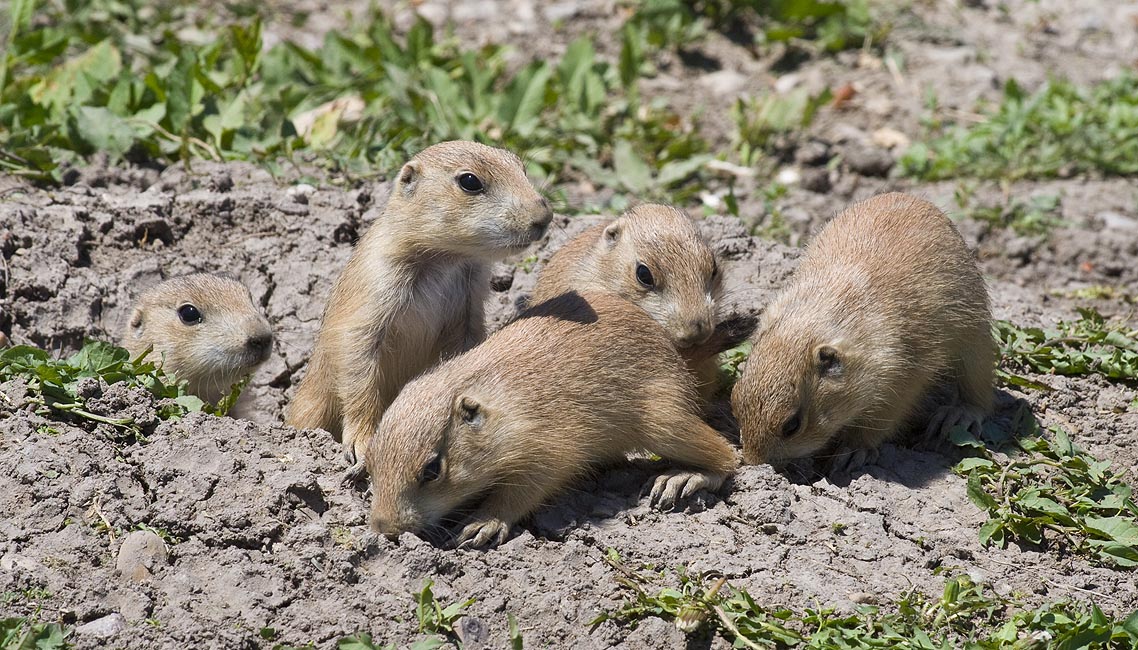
[286, 141, 553, 466]
[367, 291, 739, 549]
[732, 193, 995, 472]
[122, 274, 273, 404]
[530, 204, 752, 399]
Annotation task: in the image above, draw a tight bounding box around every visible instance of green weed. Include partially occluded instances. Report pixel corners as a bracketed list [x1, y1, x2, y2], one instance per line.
[902, 76, 1138, 181]
[0, 340, 244, 436]
[1051, 286, 1136, 304]
[0, 617, 70, 650]
[719, 340, 753, 385]
[626, 0, 884, 54]
[994, 308, 1138, 384]
[594, 553, 1138, 648]
[963, 192, 1064, 237]
[953, 421, 1138, 569]
[733, 89, 832, 168]
[415, 579, 475, 643]
[337, 632, 389, 650]
[1, 0, 709, 206]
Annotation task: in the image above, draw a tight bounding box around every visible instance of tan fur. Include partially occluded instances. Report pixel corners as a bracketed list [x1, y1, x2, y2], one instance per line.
[122, 274, 272, 404]
[732, 193, 995, 467]
[530, 204, 729, 400]
[286, 141, 552, 463]
[366, 291, 738, 548]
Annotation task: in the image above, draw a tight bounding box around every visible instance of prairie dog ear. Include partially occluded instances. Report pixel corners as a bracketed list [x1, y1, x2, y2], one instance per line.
[399, 161, 421, 196]
[815, 344, 842, 377]
[601, 221, 623, 249]
[128, 308, 144, 333]
[457, 395, 484, 428]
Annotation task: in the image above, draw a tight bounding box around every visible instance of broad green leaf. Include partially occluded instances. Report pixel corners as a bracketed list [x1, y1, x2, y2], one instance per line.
[499, 62, 552, 137]
[28, 40, 122, 111]
[612, 139, 652, 193]
[72, 106, 137, 158]
[966, 473, 998, 511]
[1084, 516, 1138, 545]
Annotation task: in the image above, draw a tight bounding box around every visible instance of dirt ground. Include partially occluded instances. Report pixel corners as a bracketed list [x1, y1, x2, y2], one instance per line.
[2, 1, 1137, 648]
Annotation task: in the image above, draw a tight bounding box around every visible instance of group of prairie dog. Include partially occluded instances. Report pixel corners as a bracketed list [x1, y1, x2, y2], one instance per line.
[125, 141, 994, 549]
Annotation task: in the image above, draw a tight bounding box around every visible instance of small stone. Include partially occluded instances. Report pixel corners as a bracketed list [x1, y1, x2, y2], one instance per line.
[794, 140, 832, 166]
[1099, 211, 1137, 231]
[76, 613, 126, 638]
[776, 167, 801, 186]
[208, 172, 234, 193]
[490, 264, 516, 292]
[842, 144, 894, 177]
[455, 616, 490, 649]
[287, 184, 317, 204]
[1004, 236, 1035, 262]
[699, 70, 747, 97]
[800, 167, 831, 193]
[872, 127, 911, 150]
[542, 1, 579, 22]
[116, 530, 168, 583]
[849, 592, 877, 604]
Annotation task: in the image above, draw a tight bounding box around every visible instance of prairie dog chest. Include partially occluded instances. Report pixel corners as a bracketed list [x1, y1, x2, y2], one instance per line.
[390, 262, 473, 354]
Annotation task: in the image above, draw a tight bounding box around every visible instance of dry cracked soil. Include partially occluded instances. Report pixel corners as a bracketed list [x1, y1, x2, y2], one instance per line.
[2, 1, 1138, 648]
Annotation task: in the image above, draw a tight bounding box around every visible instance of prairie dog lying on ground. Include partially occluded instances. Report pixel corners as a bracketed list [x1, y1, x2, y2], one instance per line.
[367, 291, 738, 548]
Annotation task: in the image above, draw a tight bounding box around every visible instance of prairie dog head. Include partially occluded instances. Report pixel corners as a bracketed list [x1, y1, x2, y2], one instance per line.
[367, 370, 504, 538]
[590, 204, 721, 348]
[733, 302, 867, 466]
[387, 141, 553, 257]
[123, 274, 273, 402]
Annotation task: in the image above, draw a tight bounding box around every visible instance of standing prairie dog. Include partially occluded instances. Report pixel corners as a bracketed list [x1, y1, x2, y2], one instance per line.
[367, 291, 738, 549]
[530, 204, 748, 400]
[732, 193, 994, 471]
[122, 274, 273, 404]
[287, 141, 553, 465]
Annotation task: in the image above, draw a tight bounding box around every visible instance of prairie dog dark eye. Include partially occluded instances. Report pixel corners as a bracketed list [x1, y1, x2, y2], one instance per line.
[419, 454, 442, 484]
[780, 410, 802, 438]
[177, 304, 203, 325]
[456, 172, 484, 194]
[635, 262, 655, 288]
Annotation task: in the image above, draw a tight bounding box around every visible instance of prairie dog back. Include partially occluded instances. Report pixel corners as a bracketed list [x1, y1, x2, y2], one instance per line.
[732, 192, 994, 470]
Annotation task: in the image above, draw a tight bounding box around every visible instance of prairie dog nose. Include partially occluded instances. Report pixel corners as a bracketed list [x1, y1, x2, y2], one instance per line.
[675, 318, 713, 347]
[245, 332, 273, 359]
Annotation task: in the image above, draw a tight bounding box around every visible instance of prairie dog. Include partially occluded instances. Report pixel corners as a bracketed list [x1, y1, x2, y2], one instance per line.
[122, 274, 273, 404]
[732, 193, 994, 471]
[530, 204, 747, 399]
[531, 204, 721, 347]
[287, 141, 553, 465]
[367, 291, 738, 549]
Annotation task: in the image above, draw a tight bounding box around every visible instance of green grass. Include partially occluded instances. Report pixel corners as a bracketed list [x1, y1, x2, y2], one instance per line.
[1, 0, 709, 207]
[627, 0, 884, 54]
[902, 76, 1138, 181]
[733, 88, 832, 168]
[954, 187, 1064, 237]
[593, 552, 1138, 648]
[994, 308, 1138, 386]
[0, 340, 241, 436]
[0, 618, 69, 650]
[954, 423, 1138, 569]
